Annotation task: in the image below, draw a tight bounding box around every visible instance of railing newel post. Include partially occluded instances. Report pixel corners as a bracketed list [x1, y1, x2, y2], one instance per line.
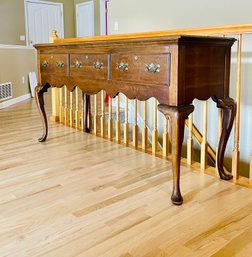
[232, 33, 242, 180]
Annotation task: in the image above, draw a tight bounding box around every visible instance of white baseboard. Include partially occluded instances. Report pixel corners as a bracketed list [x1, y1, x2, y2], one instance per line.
[0, 93, 31, 109]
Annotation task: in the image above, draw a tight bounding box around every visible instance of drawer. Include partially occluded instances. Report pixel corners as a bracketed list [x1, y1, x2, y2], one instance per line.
[70, 54, 108, 80]
[40, 54, 68, 75]
[111, 53, 170, 85]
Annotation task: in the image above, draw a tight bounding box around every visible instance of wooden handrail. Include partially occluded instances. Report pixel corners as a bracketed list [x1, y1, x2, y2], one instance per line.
[51, 23, 252, 44]
[232, 34, 242, 179]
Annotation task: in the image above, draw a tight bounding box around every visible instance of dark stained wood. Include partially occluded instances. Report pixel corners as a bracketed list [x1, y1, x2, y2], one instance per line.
[158, 104, 194, 205]
[212, 97, 237, 180]
[70, 54, 108, 80]
[34, 35, 236, 205]
[40, 54, 69, 75]
[34, 83, 51, 142]
[110, 53, 170, 86]
[36, 36, 235, 106]
[181, 45, 228, 103]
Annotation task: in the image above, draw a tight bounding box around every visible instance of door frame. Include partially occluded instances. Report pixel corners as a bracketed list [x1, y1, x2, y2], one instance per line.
[100, 0, 109, 35]
[24, 0, 64, 46]
[76, 1, 94, 37]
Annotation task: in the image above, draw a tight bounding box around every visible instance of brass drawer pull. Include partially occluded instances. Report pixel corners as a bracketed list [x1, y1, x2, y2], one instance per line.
[93, 61, 104, 70]
[56, 61, 65, 68]
[74, 60, 82, 69]
[41, 60, 49, 68]
[145, 63, 160, 74]
[116, 62, 128, 72]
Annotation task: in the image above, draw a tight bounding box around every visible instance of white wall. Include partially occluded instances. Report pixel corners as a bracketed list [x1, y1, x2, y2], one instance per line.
[0, 46, 37, 105]
[108, 0, 252, 169]
[108, 0, 252, 34]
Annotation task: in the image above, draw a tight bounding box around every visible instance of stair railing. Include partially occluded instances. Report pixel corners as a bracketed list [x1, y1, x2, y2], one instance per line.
[49, 24, 252, 188]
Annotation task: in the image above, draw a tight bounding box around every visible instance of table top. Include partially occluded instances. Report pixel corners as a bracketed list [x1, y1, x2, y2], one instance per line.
[34, 33, 235, 49]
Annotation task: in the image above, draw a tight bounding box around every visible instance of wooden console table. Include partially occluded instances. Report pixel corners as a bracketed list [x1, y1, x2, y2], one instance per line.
[34, 33, 236, 205]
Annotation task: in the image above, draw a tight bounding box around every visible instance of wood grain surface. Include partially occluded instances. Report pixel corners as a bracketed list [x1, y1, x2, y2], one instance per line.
[1, 96, 252, 256]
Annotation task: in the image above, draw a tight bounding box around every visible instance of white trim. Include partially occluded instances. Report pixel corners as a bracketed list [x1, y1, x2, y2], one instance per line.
[106, 1, 110, 34]
[24, 0, 64, 46]
[0, 94, 31, 109]
[76, 1, 94, 37]
[0, 44, 34, 50]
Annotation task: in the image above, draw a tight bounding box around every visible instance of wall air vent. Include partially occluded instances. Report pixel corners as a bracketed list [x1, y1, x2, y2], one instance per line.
[0, 82, 12, 101]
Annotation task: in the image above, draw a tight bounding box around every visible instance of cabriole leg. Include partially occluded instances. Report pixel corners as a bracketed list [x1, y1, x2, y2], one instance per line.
[158, 104, 194, 205]
[35, 84, 51, 142]
[212, 97, 236, 180]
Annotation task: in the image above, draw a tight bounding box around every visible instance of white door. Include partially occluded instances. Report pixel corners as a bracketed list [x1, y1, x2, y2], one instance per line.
[25, 0, 64, 45]
[76, 1, 94, 37]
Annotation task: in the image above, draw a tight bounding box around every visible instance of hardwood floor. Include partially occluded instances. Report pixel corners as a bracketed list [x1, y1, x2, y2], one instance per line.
[1, 97, 252, 257]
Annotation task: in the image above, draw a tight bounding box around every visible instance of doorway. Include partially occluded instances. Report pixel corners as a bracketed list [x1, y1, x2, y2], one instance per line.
[76, 1, 94, 37]
[25, 0, 64, 46]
